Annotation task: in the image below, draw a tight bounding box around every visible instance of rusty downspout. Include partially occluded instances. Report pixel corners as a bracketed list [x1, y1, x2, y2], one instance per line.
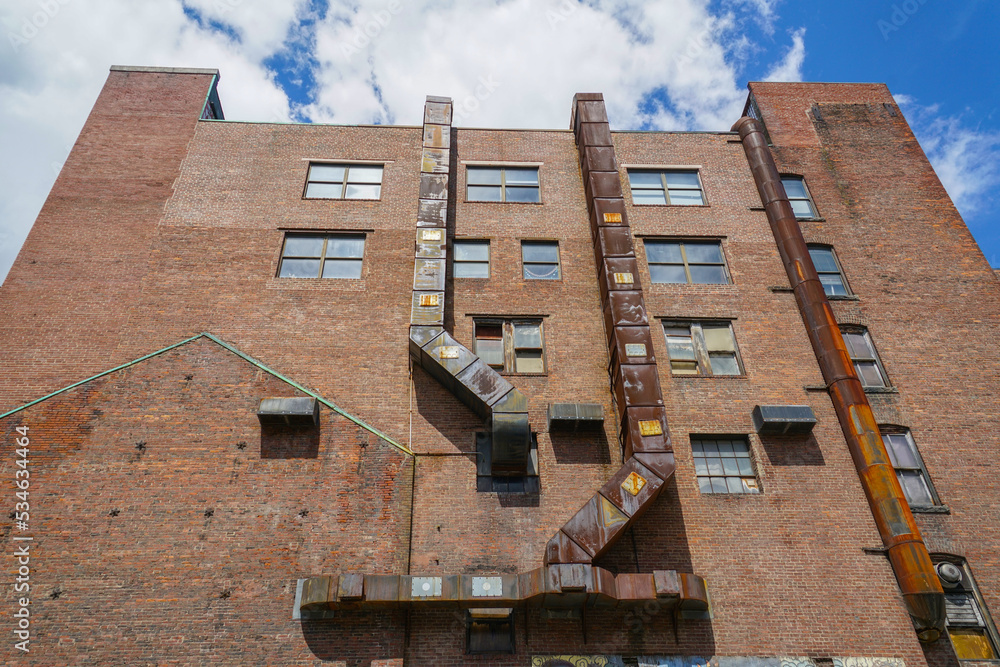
[732, 116, 945, 642]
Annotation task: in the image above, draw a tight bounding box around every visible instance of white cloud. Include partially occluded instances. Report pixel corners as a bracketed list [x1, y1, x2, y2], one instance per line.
[302, 0, 756, 131]
[762, 26, 805, 82]
[897, 98, 1000, 219]
[0, 0, 302, 283]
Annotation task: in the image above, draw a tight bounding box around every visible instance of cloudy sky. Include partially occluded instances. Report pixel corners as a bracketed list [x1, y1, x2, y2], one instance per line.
[1, 0, 998, 283]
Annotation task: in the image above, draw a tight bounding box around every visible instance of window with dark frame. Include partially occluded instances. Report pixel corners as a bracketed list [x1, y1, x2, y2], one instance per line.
[781, 175, 818, 218]
[628, 169, 705, 205]
[467, 166, 540, 203]
[466, 608, 515, 654]
[474, 319, 544, 374]
[880, 428, 940, 508]
[304, 163, 383, 200]
[691, 436, 760, 494]
[841, 327, 890, 388]
[277, 233, 365, 279]
[644, 239, 730, 284]
[663, 321, 742, 376]
[935, 559, 1000, 660]
[808, 245, 851, 297]
[454, 239, 490, 278]
[521, 241, 560, 280]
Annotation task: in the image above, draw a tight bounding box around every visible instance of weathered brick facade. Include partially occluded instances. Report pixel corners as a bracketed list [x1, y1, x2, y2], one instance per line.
[0, 67, 996, 666]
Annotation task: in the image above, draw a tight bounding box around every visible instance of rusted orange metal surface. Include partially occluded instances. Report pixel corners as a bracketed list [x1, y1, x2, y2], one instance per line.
[732, 116, 944, 641]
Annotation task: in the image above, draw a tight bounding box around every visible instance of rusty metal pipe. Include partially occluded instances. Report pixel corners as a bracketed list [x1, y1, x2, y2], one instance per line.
[732, 116, 945, 642]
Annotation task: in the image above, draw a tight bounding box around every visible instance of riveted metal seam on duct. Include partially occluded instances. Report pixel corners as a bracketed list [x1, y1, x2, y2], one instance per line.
[731, 115, 945, 641]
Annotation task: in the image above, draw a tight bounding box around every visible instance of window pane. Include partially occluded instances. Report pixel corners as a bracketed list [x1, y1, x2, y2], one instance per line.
[322, 259, 363, 278]
[844, 332, 873, 358]
[898, 470, 934, 506]
[523, 263, 560, 280]
[693, 457, 708, 474]
[632, 191, 667, 205]
[650, 265, 688, 283]
[504, 168, 538, 185]
[703, 325, 735, 352]
[701, 440, 719, 454]
[819, 274, 848, 296]
[505, 186, 540, 203]
[683, 243, 723, 264]
[467, 168, 502, 185]
[468, 185, 502, 201]
[884, 433, 920, 468]
[697, 477, 713, 493]
[326, 236, 365, 258]
[857, 361, 886, 387]
[717, 440, 734, 454]
[688, 265, 728, 284]
[726, 477, 746, 493]
[513, 322, 542, 348]
[666, 336, 696, 360]
[722, 457, 739, 475]
[731, 440, 749, 454]
[781, 178, 808, 199]
[455, 262, 489, 278]
[667, 189, 705, 205]
[279, 258, 321, 278]
[706, 457, 724, 475]
[515, 350, 544, 373]
[309, 164, 346, 182]
[645, 241, 683, 264]
[522, 242, 559, 263]
[670, 360, 698, 375]
[344, 184, 381, 199]
[477, 323, 503, 339]
[709, 354, 740, 376]
[283, 236, 325, 258]
[737, 458, 754, 476]
[628, 171, 663, 188]
[710, 478, 729, 493]
[809, 247, 839, 272]
[664, 171, 701, 188]
[789, 199, 815, 218]
[455, 241, 489, 262]
[347, 165, 383, 184]
[305, 182, 343, 198]
[476, 339, 504, 367]
[950, 628, 997, 661]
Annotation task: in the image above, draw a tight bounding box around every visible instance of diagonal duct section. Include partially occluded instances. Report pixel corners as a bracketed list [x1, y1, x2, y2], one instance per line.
[543, 94, 681, 567]
[732, 115, 945, 642]
[408, 96, 532, 475]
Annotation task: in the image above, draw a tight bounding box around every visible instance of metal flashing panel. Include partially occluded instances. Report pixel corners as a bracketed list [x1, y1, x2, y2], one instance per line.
[257, 397, 320, 426]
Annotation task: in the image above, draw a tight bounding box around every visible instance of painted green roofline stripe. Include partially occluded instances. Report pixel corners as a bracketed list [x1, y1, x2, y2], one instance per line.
[0, 332, 413, 457]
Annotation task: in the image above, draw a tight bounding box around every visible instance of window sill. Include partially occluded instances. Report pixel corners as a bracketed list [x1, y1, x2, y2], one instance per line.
[828, 295, 860, 301]
[768, 285, 793, 293]
[268, 278, 367, 291]
[464, 200, 543, 205]
[498, 373, 548, 378]
[863, 386, 899, 394]
[631, 203, 710, 208]
[795, 216, 826, 222]
[670, 374, 747, 380]
[302, 197, 382, 202]
[911, 505, 950, 514]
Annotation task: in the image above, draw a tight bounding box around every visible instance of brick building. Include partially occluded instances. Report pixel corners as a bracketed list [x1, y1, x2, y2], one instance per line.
[0, 65, 997, 666]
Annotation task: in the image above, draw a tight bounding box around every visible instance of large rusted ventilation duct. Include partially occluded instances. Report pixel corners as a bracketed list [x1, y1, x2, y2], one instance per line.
[543, 94, 682, 570]
[407, 96, 532, 475]
[732, 116, 945, 641]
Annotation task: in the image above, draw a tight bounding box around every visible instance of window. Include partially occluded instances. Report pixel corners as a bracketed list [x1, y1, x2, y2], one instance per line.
[277, 234, 365, 279]
[454, 240, 490, 278]
[474, 320, 544, 374]
[663, 321, 742, 376]
[781, 175, 817, 218]
[521, 241, 560, 280]
[936, 559, 1000, 660]
[466, 608, 515, 654]
[628, 170, 705, 205]
[467, 166, 540, 203]
[808, 245, 850, 297]
[304, 163, 383, 200]
[645, 240, 729, 284]
[881, 429, 940, 508]
[691, 437, 760, 494]
[841, 328, 889, 388]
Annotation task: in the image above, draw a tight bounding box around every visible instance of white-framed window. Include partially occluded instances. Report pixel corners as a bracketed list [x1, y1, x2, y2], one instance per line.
[304, 163, 383, 200]
[277, 233, 365, 279]
[467, 166, 540, 203]
[454, 240, 490, 278]
[628, 169, 705, 205]
[781, 175, 818, 218]
[663, 321, 743, 376]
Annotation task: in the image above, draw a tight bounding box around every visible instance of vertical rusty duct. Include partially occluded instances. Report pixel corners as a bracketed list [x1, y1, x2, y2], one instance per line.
[543, 94, 677, 566]
[732, 116, 945, 641]
[407, 96, 532, 474]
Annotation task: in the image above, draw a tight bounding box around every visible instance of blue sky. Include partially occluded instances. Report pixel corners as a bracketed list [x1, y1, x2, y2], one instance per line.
[1, 0, 997, 281]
